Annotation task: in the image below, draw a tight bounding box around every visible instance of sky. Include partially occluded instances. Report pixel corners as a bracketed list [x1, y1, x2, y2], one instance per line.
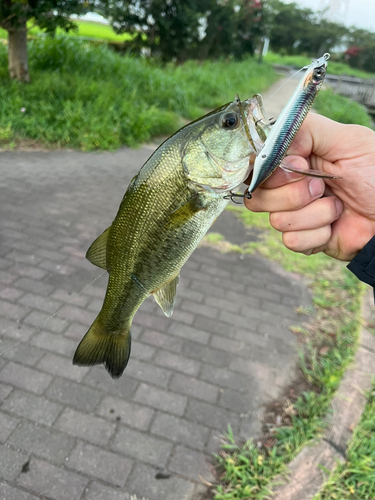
[284, 0, 375, 32]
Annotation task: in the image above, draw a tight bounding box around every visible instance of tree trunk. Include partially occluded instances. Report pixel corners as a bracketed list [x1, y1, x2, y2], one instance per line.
[8, 22, 30, 83]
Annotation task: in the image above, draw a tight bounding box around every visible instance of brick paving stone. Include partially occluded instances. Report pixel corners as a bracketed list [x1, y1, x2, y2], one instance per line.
[63, 321, 88, 340]
[0, 382, 12, 403]
[125, 359, 172, 388]
[130, 341, 156, 362]
[55, 407, 115, 446]
[0, 444, 28, 481]
[46, 378, 102, 412]
[169, 373, 219, 404]
[0, 300, 29, 321]
[83, 482, 131, 500]
[193, 315, 234, 337]
[9, 264, 48, 280]
[182, 300, 219, 319]
[0, 339, 45, 366]
[111, 426, 173, 467]
[82, 368, 139, 400]
[97, 395, 154, 430]
[0, 287, 24, 301]
[0, 270, 16, 285]
[200, 365, 250, 392]
[133, 383, 187, 416]
[153, 350, 201, 376]
[219, 388, 256, 413]
[168, 445, 214, 482]
[17, 458, 88, 500]
[68, 441, 133, 487]
[151, 412, 209, 451]
[185, 399, 240, 431]
[31, 331, 76, 356]
[210, 335, 252, 358]
[51, 289, 90, 308]
[25, 313, 69, 334]
[36, 352, 90, 382]
[0, 412, 19, 443]
[12, 278, 54, 296]
[18, 293, 63, 314]
[0, 362, 52, 394]
[167, 322, 210, 345]
[0, 482, 40, 500]
[139, 329, 183, 353]
[182, 340, 230, 367]
[2, 390, 62, 425]
[8, 421, 75, 465]
[57, 304, 94, 326]
[127, 463, 195, 500]
[134, 311, 170, 331]
[0, 318, 35, 341]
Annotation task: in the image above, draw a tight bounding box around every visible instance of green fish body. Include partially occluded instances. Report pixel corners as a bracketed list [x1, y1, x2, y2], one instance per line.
[73, 99, 255, 378]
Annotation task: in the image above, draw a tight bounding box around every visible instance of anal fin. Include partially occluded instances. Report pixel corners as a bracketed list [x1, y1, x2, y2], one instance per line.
[86, 226, 111, 270]
[153, 274, 180, 317]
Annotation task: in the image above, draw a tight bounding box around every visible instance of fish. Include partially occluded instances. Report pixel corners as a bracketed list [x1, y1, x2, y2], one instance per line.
[247, 53, 339, 195]
[73, 97, 257, 378]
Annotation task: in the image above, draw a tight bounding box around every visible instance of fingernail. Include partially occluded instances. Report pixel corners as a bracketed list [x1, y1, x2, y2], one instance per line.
[335, 198, 343, 217]
[309, 178, 324, 198]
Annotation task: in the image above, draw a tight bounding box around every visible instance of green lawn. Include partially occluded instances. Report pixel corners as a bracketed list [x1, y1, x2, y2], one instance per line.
[0, 20, 132, 42]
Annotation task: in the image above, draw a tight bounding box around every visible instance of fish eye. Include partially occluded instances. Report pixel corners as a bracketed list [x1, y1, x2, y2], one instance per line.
[222, 113, 239, 129]
[314, 67, 325, 78]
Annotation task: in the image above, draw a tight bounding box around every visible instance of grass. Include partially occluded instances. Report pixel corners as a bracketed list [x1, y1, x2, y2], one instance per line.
[0, 36, 278, 150]
[314, 88, 373, 128]
[265, 51, 375, 79]
[313, 380, 375, 500]
[0, 20, 132, 42]
[209, 207, 364, 499]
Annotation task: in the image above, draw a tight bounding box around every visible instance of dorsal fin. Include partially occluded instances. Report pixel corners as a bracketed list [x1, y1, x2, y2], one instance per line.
[86, 226, 111, 270]
[153, 274, 180, 317]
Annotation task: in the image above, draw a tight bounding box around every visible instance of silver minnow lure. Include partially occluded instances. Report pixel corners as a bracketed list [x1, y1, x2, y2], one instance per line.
[248, 53, 330, 194]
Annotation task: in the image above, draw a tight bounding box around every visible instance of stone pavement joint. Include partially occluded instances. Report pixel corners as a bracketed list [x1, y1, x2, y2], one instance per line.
[0, 79, 313, 500]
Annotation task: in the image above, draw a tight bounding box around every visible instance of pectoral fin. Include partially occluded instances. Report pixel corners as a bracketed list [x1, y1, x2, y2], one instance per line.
[153, 274, 180, 317]
[86, 226, 111, 270]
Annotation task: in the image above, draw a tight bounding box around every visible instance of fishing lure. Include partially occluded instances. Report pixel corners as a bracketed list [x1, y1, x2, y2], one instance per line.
[246, 53, 340, 197]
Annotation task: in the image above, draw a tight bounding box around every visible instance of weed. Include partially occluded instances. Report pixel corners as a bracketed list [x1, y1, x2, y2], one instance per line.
[0, 37, 278, 150]
[213, 207, 364, 499]
[314, 88, 373, 128]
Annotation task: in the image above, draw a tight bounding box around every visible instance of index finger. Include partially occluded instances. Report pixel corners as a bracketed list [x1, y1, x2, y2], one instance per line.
[245, 155, 310, 190]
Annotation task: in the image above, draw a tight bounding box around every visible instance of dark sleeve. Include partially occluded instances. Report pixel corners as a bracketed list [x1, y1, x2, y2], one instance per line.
[347, 235, 375, 301]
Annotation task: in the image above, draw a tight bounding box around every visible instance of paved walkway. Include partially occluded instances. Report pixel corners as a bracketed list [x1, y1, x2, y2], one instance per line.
[0, 77, 311, 500]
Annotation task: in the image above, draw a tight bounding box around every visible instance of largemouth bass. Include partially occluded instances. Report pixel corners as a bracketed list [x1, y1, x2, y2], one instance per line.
[73, 98, 255, 378]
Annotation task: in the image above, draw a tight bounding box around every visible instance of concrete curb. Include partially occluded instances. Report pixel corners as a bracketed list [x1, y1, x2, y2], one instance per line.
[272, 290, 374, 500]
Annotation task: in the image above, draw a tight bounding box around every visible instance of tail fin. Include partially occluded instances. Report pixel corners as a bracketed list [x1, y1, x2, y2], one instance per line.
[73, 317, 131, 379]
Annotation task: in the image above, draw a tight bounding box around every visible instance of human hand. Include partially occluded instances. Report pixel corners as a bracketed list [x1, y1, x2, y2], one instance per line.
[245, 113, 375, 261]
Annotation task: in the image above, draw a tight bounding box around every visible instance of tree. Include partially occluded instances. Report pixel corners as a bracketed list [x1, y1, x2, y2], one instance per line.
[264, 0, 348, 57]
[0, 1, 89, 82]
[101, 0, 211, 61]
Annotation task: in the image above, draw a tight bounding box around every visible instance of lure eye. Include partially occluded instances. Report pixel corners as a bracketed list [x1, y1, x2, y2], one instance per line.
[222, 113, 239, 129]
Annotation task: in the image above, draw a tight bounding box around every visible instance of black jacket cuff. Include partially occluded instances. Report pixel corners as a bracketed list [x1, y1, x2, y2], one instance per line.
[347, 235, 375, 301]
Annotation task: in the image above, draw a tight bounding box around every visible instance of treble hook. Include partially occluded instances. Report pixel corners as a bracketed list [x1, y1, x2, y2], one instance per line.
[223, 191, 252, 203]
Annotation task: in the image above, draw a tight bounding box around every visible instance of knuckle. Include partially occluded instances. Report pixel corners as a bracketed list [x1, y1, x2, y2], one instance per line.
[269, 212, 286, 231]
[282, 231, 300, 251]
